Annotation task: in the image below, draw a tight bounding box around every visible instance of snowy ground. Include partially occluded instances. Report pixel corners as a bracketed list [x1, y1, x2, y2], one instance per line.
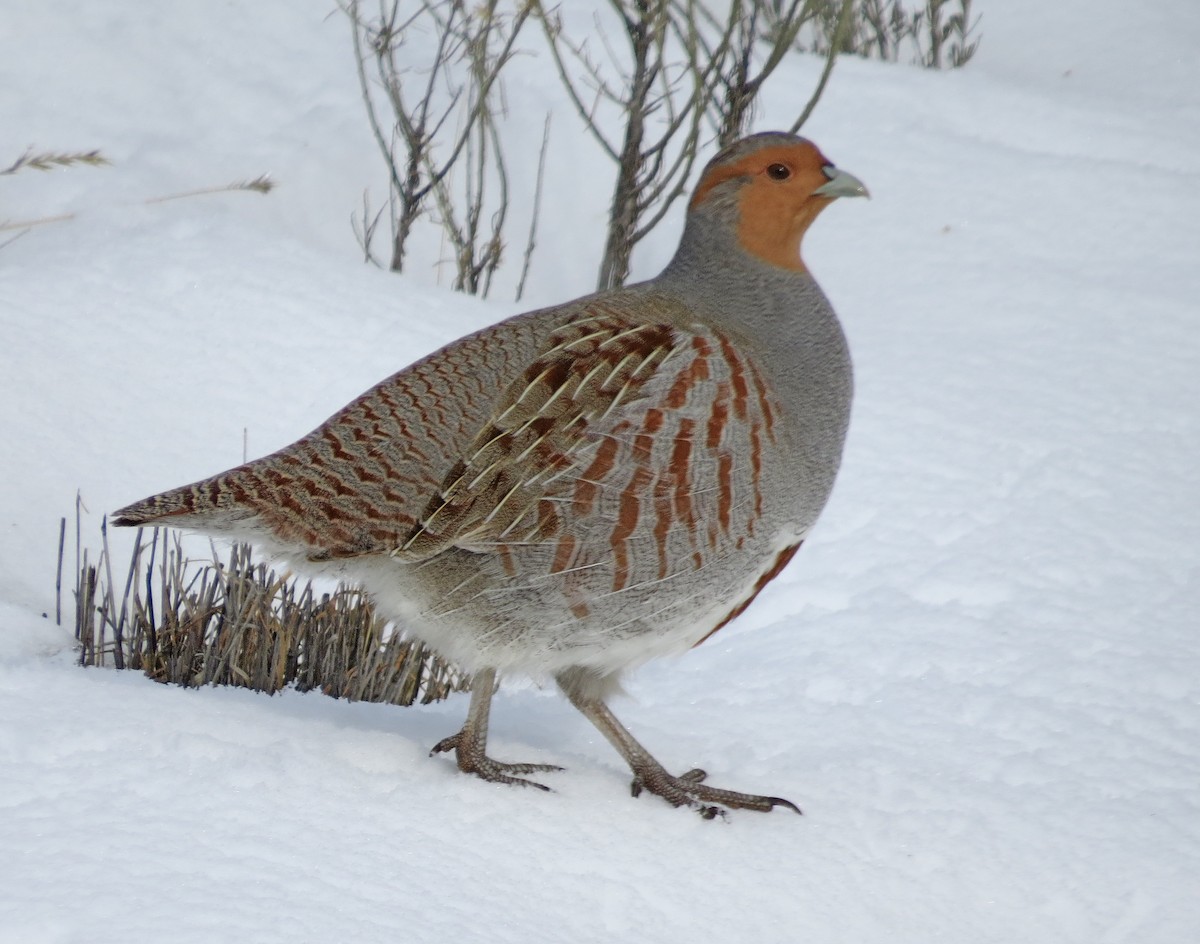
[2, 2, 1199, 942]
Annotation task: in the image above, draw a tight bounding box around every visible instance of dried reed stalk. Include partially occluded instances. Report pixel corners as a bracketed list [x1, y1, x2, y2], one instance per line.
[67, 517, 467, 707]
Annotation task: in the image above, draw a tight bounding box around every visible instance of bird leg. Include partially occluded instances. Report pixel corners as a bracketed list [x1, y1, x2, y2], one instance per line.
[558, 678, 801, 818]
[430, 668, 563, 790]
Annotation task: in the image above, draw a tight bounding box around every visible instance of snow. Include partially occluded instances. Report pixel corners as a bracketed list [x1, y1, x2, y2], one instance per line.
[3, 1, 1199, 941]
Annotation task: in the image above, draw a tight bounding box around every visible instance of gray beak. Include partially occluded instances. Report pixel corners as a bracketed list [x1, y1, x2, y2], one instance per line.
[814, 166, 870, 199]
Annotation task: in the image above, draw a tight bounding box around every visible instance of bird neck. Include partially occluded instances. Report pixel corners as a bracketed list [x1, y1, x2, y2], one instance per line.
[656, 206, 828, 337]
[650, 205, 852, 434]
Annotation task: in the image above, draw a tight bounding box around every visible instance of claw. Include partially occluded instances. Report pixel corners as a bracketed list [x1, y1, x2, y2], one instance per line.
[767, 796, 803, 815]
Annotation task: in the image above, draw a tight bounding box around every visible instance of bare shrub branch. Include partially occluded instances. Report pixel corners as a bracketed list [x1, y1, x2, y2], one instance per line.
[539, 0, 711, 290]
[795, 0, 980, 69]
[344, 0, 540, 296]
[514, 115, 552, 302]
[687, 0, 818, 147]
[792, 0, 855, 131]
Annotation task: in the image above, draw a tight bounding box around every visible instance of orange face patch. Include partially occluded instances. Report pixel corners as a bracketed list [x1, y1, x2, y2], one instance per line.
[690, 143, 837, 272]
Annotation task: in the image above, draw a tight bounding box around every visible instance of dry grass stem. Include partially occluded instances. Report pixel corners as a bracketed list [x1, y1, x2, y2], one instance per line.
[67, 516, 467, 707]
[1, 149, 110, 176]
[144, 175, 277, 204]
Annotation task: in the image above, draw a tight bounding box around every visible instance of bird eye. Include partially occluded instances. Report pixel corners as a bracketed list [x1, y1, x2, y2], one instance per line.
[766, 163, 791, 180]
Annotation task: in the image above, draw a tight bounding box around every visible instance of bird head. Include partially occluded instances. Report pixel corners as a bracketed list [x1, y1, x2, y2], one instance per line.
[688, 132, 868, 273]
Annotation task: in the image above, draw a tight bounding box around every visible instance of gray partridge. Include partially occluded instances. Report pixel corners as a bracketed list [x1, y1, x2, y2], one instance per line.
[114, 131, 867, 816]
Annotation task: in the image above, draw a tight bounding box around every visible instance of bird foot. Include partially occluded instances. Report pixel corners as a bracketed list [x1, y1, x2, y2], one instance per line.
[630, 765, 802, 819]
[430, 731, 564, 791]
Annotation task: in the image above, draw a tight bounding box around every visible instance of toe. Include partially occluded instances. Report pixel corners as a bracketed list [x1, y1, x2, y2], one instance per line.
[630, 763, 800, 816]
[429, 734, 461, 756]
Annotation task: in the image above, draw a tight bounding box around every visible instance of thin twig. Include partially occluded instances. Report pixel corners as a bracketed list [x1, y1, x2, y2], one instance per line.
[56, 517, 66, 627]
[791, 0, 856, 132]
[515, 115, 551, 302]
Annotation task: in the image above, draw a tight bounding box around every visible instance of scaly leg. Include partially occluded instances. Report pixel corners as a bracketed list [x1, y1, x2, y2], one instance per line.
[430, 668, 563, 790]
[558, 677, 801, 818]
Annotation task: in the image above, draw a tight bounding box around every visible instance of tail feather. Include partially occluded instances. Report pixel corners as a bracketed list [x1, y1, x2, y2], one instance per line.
[111, 488, 200, 527]
[111, 475, 254, 532]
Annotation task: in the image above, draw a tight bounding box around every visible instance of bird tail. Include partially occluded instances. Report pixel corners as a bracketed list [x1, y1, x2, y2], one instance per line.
[111, 474, 253, 533]
[111, 488, 198, 527]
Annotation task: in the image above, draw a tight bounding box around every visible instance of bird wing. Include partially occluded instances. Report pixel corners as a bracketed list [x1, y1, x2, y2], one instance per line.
[398, 306, 683, 560]
[394, 294, 783, 613]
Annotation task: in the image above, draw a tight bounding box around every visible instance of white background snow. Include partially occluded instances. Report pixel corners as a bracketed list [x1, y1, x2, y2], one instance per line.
[2, 1, 1198, 941]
